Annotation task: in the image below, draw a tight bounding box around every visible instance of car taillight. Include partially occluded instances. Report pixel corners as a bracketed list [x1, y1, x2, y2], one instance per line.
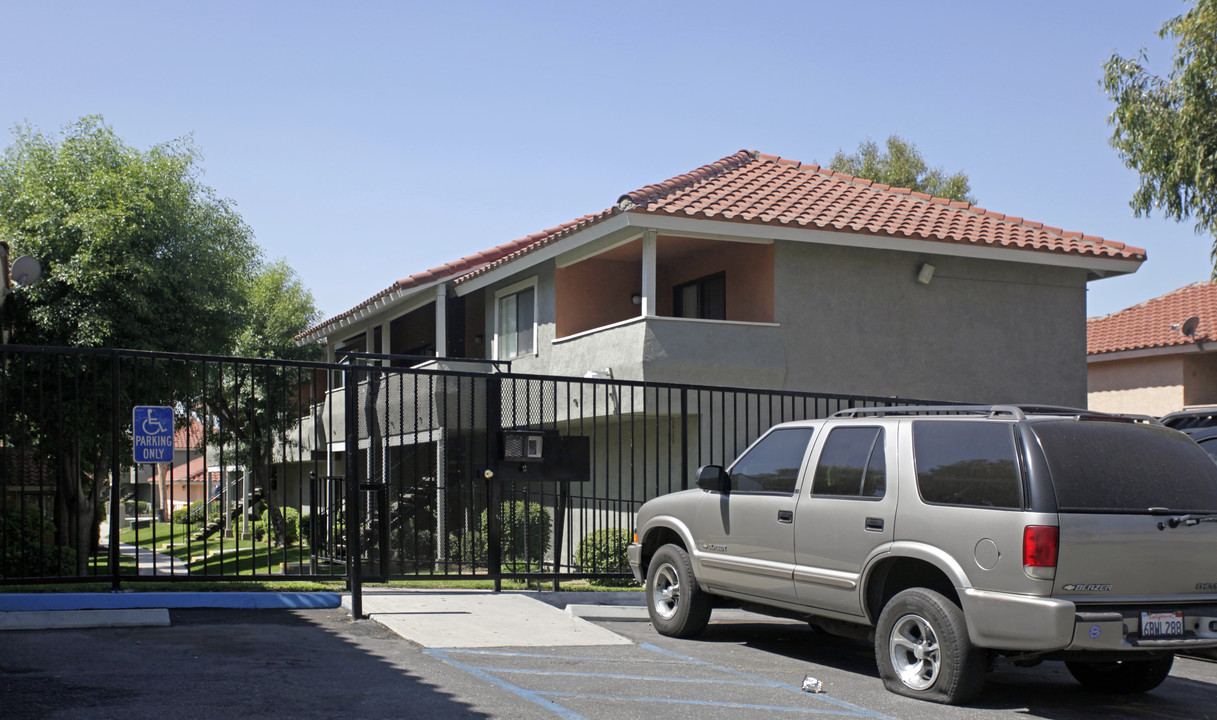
[1023, 525, 1058, 580]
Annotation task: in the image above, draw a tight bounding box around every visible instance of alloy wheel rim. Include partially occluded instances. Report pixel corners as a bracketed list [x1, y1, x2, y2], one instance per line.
[651, 562, 680, 620]
[889, 613, 941, 691]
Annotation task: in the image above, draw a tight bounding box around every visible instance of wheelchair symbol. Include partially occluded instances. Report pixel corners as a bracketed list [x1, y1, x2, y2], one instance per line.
[142, 409, 168, 435]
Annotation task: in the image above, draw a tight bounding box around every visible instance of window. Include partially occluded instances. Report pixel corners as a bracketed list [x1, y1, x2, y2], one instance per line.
[914, 421, 1021, 509]
[495, 281, 536, 360]
[812, 427, 886, 498]
[728, 427, 814, 494]
[1032, 421, 1217, 513]
[673, 272, 726, 320]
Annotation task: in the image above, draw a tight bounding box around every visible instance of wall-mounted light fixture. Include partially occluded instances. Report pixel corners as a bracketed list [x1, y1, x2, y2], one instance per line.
[630, 293, 642, 305]
[916, 262, 935, 285]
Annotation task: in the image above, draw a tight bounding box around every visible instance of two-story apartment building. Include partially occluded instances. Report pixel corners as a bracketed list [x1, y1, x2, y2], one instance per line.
[286, 149, 1145, 573]
[300, 149, 1142, 404]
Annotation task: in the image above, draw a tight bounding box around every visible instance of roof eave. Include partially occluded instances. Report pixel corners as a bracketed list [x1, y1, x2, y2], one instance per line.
[296, 276, 448, 345]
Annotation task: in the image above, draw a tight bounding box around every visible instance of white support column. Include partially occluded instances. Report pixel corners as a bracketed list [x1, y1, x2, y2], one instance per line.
[435, 284, 448, 358]
[379, 321, 391, 357]
[641, 229, 657, 318]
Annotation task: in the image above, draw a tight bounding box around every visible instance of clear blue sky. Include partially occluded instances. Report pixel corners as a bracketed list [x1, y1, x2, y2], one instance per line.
[1, 0, 1206, 322]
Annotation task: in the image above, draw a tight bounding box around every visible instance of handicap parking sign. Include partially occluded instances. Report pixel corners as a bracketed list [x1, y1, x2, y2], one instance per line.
[133, 406, 174, 464]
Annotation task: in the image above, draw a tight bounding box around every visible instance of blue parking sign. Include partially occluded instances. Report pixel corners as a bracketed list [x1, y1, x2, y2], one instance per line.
[133, 406, 175, 464]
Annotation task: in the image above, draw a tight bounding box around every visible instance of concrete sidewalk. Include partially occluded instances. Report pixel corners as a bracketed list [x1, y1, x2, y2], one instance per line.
[346, 589, 646, 648]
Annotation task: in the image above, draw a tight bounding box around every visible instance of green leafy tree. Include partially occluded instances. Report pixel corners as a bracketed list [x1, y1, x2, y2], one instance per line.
[829, 134, 975, 204]
[203, 261, 321, 543]
[1104, 0, 1217, 265]
[0, 116, 259, 350]
[0, 116, 263, 570]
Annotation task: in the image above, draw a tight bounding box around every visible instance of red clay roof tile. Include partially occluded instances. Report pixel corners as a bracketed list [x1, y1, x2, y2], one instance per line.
[303, 149, 1145, 339]
[1088, 281, 1217, 356]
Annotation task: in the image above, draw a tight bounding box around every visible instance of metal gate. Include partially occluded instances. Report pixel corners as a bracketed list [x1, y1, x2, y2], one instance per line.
[0, 345, 932, 594]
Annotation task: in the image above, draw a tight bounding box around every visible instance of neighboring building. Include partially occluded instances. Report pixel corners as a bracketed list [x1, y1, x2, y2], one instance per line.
[1088, 281, 1217, 416]
[300, 149, 1143, 405]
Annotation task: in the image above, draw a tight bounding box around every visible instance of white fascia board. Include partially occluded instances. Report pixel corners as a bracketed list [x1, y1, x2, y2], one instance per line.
[297, 277, 446, 344]
[454, 213, 633, 296]
[1086, 344, 1206, 363]
[636, 215, 1144, 278]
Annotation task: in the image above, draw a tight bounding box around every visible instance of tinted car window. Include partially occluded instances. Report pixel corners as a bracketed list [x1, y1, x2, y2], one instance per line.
[812, 427, 886, 498]
[1199, 438, 1217, 465]
[914, 421, 1021, 509]
[1032, 420, 1217, 513]
[729, 427, 814, 494]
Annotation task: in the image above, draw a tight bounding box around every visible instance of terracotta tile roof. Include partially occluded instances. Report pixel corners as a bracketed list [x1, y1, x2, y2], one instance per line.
[174, 419, 204, 451]
[1088, 281, 1217, 356]
[304, 150, 1144, 338]
[165, 454, 213, 483]
[0, 446, 54, 489]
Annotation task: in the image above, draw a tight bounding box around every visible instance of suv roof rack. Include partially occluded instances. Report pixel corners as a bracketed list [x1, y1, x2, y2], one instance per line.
[830, 404, 1098, 421]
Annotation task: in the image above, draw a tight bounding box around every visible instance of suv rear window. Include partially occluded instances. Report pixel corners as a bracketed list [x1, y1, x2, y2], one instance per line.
[913, 421, 1021, 509]
[1031, 420, 1217, 513]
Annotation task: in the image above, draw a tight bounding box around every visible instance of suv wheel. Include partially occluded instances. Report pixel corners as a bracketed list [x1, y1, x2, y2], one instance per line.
[1065, 655, 1174, 694]
[646, 544, 711, 638]
[875, 588, 985, 704]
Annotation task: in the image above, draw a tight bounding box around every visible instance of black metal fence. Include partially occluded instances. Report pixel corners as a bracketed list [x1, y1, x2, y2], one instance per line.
[0, 345, 933, 587]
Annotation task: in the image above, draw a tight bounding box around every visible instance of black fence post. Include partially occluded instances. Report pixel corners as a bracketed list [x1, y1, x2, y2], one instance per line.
[485, 374, 502, 592]
[344, 362, 363, 619]
[109, 353, 121, 591]
[680, 387, 689, 491]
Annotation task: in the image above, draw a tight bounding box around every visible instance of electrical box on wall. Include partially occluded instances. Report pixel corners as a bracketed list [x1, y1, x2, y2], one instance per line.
[503, 430, 544, 462]
[497, 430, 589, 483]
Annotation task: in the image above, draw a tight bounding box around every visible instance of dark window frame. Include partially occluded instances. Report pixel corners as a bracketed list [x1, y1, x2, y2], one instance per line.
[673, 271, 726, 320]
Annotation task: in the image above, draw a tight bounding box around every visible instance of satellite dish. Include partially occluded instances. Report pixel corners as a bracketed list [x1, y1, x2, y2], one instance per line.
[1182, 316, 1201, 338]
[10, 255, 41, 287]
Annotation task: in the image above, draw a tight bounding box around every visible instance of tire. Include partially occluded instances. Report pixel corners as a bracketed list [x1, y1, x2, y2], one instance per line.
[1065, 655, 1174, 694]
[874, 588, 986, 704]
[645, 544, 712, 638]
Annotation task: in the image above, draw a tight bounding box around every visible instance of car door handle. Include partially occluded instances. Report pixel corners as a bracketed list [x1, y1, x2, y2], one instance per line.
[777, 510, 794, 524]
[865, 517, 884, 532]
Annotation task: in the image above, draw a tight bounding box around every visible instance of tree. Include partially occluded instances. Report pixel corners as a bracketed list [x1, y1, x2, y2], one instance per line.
[0, 116, 260, 350]
[1104, 0, 1217, 264]
[829, 134, 975, 204]
[0, 116, 264, 571]
[203, 261, 321, 543]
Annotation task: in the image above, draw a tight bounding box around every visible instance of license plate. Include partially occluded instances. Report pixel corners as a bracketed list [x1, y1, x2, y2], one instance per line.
[1140, 611, 1185, 638]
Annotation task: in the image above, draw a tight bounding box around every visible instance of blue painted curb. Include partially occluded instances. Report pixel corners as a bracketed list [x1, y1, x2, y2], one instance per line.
[0, 592, 342, 612]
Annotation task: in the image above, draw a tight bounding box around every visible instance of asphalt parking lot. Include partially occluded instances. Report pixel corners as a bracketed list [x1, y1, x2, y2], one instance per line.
[4, 605, 1217, 720]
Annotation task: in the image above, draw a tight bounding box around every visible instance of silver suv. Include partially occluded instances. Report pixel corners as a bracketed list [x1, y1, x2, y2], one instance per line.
[627, 405, 1217, 704]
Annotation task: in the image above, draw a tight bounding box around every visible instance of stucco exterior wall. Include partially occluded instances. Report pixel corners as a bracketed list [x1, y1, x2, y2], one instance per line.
[475, 239, 1090, 404]
[773, 242, 1090, 405]
[1085, 352, 1217, 415]
[1183, 352, 1217, 406]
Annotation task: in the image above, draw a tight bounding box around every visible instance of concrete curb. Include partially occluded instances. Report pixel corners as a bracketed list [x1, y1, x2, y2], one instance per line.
[0, 592, 342, 612]
[565, 604, 650, 621]
[0, 608, 170, 631]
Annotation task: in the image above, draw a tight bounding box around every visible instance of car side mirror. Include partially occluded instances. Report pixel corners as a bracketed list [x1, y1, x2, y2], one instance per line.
[696, 465, 730, 494]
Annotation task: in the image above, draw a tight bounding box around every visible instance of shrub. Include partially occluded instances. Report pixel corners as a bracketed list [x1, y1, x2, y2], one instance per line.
[447, 501, 552, 571]
[254, 507, 300, 545]
[390, 518, 434, 566]
[0, 507, 77, 578]
[172, 500, 225, 526]
[576, 528, 637, 586]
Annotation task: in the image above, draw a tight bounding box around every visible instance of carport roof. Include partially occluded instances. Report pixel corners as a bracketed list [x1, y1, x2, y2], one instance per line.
[302, 149, 1145, 340]
[1088, 281, 1217, 356]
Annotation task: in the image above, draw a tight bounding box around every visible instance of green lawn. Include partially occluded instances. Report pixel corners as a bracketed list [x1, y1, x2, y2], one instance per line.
[116, 521, 317, 577]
